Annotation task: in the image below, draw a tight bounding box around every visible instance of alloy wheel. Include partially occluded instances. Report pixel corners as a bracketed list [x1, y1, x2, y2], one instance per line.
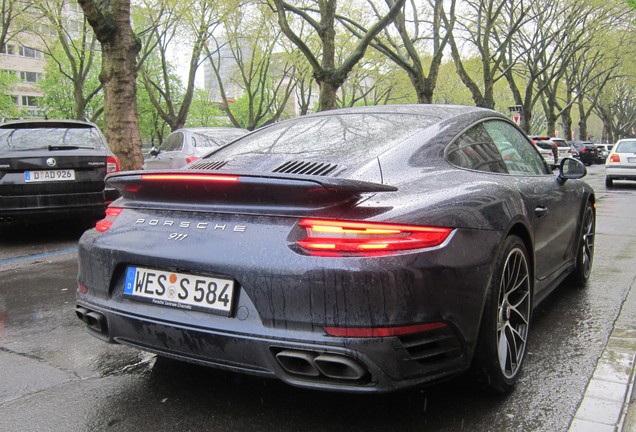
[580, 206, 595, 279]
[497, 248, 531, 379]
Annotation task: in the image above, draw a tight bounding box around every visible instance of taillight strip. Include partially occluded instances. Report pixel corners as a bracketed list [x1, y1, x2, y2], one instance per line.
[140, 174, 238, 182]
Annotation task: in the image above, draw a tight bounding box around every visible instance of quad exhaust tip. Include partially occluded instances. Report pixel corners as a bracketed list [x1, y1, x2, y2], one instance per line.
[275, 350, 367, 381]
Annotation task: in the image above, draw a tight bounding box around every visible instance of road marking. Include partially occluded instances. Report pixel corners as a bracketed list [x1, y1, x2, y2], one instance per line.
[0, 247, 78, 265]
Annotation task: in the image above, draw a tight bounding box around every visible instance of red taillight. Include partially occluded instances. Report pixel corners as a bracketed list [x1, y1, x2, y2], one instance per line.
[96, 207, 123, 232]
[296, 219, 453, 255]
[185, 155, 199, 164]
[140, 174, 238, 182]
[324, 322, 447, 338]
[107, 155, 120, 173]
[609, 154, 621, 163]
[77, 282, 89, 294]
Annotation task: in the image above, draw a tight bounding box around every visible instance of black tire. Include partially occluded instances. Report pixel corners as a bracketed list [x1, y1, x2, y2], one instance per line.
[473, 235, 531, 394]
[605, 177, 613, 187]
[568, 202, 595, 286]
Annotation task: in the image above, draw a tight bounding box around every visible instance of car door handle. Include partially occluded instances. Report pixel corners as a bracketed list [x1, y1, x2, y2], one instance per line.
[535, 206, 548, 218]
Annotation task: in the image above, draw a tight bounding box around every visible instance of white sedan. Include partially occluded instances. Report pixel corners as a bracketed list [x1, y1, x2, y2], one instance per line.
[605, 139, 636, 187]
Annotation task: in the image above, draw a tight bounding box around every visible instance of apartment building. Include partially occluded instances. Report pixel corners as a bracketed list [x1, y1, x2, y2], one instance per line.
[0, 2, 84, 118]
[0, 33, 49, 118]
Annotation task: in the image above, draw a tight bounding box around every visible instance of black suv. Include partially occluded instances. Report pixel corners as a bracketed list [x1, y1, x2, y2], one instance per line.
[571, 141, 600, 166]
[0, 119, 120, 225]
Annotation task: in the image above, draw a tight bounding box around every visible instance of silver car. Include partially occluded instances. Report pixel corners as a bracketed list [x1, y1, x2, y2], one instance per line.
[551, 138, 576, 164]
[596, 144, 614, 162]
[143, 127, 248, 170]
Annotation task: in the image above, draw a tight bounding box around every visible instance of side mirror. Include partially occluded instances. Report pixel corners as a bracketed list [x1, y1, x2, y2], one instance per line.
[557, 158, 586, 184]
[149, 148, 159, 157]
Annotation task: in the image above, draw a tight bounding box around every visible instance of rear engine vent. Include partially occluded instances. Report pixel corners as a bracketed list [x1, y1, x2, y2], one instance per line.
[398, 327, 462, 366]
[188, 160, 227, 171]
[273, 160, 339, 176]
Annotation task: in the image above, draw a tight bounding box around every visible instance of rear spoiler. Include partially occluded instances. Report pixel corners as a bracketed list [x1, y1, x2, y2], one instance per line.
[106, 170, 397, 211]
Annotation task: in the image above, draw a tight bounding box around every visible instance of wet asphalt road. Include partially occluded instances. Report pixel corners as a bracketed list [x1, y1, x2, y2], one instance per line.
[1, 164, 635, 432]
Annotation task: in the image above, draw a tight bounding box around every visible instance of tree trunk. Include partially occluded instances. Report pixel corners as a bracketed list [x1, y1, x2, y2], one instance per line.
[410, 74, 433, 104]
[74, 78, 86, 120]
[79, 0, 143, 170]
[561, 107, 573, 141]
[101, 38, 143, 169]
[578, 97, 588, 141]
[317, 77, 341, 111]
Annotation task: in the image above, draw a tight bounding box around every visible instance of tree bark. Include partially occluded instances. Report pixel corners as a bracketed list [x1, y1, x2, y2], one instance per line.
[78, 0, 143, 170]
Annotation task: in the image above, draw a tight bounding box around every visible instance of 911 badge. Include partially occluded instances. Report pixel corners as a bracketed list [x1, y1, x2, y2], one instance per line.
[168, 233, 188, 241]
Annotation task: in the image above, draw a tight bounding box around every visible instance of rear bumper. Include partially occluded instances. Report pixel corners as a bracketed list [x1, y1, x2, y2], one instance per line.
[76, 299, 468, 393]
[0, 188, 118, 223]
[606, 165, 636, 181]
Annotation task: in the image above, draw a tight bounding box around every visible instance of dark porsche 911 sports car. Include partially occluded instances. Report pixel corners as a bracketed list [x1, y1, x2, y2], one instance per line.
[76, 105, 595, 394]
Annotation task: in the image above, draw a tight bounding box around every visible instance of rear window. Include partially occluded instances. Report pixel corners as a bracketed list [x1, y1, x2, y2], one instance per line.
[0, 126, 105, 151]
[209, 113, 437, 161]
[616, 140, 636, 153]
[191, 133, 225, 148]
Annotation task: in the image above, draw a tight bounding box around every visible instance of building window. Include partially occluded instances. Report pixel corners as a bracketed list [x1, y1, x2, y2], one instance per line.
[19, 46, 43, 59]
[34, 23, 57, 37]
[21, 96, 40, 107]
[20, 71, 43, 83]
[67, 19, 83, 33]
[1, 44, 15, 55]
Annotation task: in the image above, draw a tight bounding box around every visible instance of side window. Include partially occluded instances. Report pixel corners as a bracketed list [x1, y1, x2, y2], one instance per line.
[445, 123, 508, 173]
[159, 132, 184, 152]
[483, 121, 548, 176]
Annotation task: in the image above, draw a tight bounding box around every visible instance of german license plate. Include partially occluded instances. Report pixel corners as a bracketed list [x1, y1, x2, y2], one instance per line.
[628, 157, 636, 163]
[25, 169, 75, 182]
[123, 266, 235, 315]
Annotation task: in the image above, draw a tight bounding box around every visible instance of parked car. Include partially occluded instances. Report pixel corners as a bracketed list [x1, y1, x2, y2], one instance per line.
[143, 127, 248, 170]
[605, 139, 636, 187]
[551, 137, 577, 163]
[77, 105, 594, 394]
[571, 141, 600, 166]
[0, 119, 120, 226]
[596, 144, 614, 162]
[529, 135, 558, 166]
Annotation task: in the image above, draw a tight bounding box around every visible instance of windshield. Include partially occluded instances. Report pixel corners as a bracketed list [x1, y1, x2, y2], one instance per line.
[0, 126, 106, 151]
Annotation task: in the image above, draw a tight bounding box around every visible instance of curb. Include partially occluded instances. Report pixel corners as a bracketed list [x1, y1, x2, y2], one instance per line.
[568, 281, 636, 432]
[568, 331, 636, 432]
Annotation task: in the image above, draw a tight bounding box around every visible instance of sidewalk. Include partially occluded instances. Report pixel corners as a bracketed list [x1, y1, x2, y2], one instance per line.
[568, 277, 636, 432]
